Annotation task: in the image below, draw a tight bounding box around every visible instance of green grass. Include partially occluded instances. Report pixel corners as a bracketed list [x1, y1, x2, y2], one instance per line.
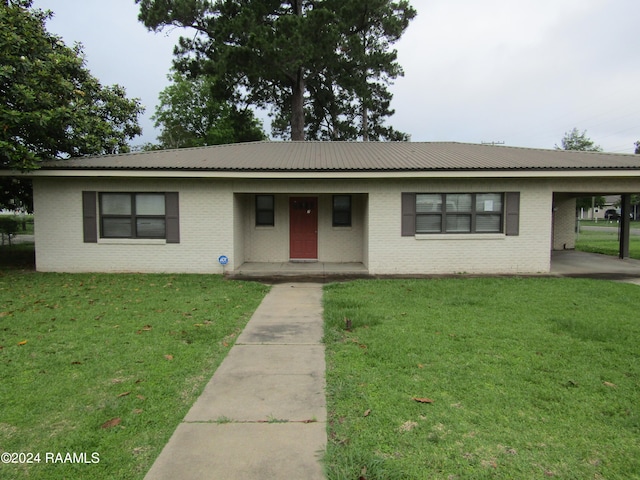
[323, 278, 640, 479]
[0, 270, 269, 479]
[576, 228, 640, 259]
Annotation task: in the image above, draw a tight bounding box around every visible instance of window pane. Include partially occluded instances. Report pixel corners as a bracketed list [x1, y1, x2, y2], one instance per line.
[446, 194, 472, 212]
[256, 210, 274, 226]
[333, 195, 351, 226]
[416, 215, 441, 233]
[256, 195, 274, 226]
[256, 195, 274, 210]
[333, 211, 351, 226]
[333, 195, 351, 210]
[416, 194, 442, 213]
[446, 214, 471, 232]
[102, 217, 132, 237]
[136, 194, 165, 215]
[102, 194, 131, 215]
[476, 194, 502, 213]
[136, 218, 166, 237]
[476, 214, 502, 232]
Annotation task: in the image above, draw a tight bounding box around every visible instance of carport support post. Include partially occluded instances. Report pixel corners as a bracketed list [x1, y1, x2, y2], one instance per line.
[619, 194, 631, 259]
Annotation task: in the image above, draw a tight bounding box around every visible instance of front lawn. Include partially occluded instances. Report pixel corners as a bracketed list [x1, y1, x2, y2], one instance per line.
[0, 271, 268, 479]
[323, 278, 640, 479]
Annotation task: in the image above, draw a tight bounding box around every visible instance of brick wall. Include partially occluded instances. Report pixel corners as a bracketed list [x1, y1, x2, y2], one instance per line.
[552, 194, 577, 250]
[33, 174, 639, 274]
[33, 177, 233, 273]
[367, 178, 553, 275]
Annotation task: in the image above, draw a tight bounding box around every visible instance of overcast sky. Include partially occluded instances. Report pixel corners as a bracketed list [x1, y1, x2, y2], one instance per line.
[31, 0, 640, 153]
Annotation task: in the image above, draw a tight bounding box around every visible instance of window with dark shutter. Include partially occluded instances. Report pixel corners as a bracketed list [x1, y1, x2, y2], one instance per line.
[401, 193, 416, 236]
[403, 192, 517, 236]
[93, 192, 179, 242]
[82, 191, 98, 243]
[505, 192, 520, 236]
[165, 192, 180, 243]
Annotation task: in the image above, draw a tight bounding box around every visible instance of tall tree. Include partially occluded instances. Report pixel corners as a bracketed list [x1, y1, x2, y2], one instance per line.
[136, 0, 414, 141]
[0, 0, 144, 209]
[330, 0, 415, 141]
[555, 128, 602, 152]
[555, 128, 603, 216]
[152, 71, 265, 149]
[1, 0, 144, 169]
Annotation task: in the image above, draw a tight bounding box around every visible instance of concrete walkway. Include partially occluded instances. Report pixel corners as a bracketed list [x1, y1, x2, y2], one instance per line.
[144, 283, 326, 480]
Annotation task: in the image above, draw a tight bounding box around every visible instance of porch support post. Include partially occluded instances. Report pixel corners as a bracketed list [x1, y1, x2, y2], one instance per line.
[619, 194, 631, 259]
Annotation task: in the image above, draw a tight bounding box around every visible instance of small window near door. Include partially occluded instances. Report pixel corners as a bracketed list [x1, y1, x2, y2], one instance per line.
[333, 195, 352, 227]
[255, 195, 275, 226]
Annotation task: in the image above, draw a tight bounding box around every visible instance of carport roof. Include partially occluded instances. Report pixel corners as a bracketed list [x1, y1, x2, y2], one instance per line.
[34, 141, 640, 172]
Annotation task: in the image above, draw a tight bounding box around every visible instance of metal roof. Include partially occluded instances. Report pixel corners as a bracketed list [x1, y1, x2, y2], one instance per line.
[38, 141, 640, 172]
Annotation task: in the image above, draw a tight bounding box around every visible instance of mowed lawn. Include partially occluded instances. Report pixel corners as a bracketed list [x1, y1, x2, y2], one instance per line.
[0, 269, 268, 479]
[323, 278, 640, 479]
[576, 225, 640, 259]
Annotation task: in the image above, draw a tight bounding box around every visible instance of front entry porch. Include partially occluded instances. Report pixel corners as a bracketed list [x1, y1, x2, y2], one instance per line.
[229, 261, 369, 280]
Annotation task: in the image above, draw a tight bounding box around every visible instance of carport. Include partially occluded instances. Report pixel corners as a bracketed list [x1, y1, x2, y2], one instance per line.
[551, 250, 640, 282]
[553, 192, 636, 259]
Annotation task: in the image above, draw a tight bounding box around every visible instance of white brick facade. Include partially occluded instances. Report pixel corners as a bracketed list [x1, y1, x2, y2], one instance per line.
[552, 194, 577, 251]
[33, 177, 233, 273]
[31, 174, 640, 275]
[366, 178, 552, 275]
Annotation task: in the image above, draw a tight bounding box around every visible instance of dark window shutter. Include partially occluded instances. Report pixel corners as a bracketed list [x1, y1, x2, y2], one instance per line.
[401, 193, 416, 236]
[165, 192, 180, 243]
[82, 191, 97, 243]
[505, 192, 520, 236]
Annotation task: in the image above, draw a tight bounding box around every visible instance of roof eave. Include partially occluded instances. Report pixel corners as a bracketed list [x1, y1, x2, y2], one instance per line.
[7, 167, 640, 179]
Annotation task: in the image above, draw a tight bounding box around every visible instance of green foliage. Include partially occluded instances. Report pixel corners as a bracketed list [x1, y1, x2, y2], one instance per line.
[323, 278, 640, 479]
[576, 195, 605, 211]
[0, 0, 144, 171]
[0, 216, 18, 235]
[555, 128, 603, 213]
[556, 127, 602, 152]
[136, 0, 415, 141]
[308, 0, 415, 141]
[151, 71, 265, 149]
[0, 271, 269, 479]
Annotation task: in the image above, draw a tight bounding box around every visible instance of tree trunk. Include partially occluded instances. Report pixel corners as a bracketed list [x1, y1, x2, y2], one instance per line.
[361, 99, 369, 141]
[288, 0, 305, 141]
[291, 68, 305, 141]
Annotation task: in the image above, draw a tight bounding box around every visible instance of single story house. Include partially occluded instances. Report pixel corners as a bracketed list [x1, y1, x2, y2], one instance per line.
[6, 141, 640, 275]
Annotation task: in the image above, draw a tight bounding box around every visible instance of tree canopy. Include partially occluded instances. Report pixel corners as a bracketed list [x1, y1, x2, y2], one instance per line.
[150, 71, 266, 149]
[0, 0, 144, 172]
[136, 0, 415, 141]
[1, 0, 144, 210]
[555, 128, 604, 214]
[555, 128, 602, 152]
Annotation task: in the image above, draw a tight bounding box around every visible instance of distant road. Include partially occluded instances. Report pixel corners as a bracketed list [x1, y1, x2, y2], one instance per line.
[579, 225, 640, 235]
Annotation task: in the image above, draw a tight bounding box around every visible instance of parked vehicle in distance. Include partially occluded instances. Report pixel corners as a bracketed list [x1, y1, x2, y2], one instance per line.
[604, 209, 619, 220]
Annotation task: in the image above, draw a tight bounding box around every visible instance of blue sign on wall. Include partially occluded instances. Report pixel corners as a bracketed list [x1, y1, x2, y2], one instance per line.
[218, 255, 229, 266]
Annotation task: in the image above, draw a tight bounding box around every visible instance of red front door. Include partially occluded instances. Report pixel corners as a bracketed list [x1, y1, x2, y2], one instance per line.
[289, 197, 318, 260]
